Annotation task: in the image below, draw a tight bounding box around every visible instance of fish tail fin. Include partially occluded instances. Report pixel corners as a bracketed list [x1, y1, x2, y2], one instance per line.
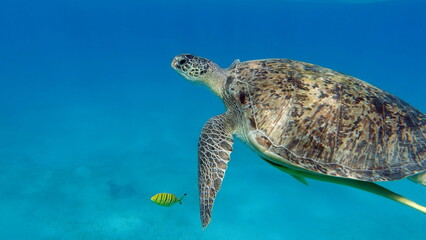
[179, 193, 187, 204]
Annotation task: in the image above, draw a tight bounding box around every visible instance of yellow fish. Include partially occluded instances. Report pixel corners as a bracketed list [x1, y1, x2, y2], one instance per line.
[151, 193, 186, 207]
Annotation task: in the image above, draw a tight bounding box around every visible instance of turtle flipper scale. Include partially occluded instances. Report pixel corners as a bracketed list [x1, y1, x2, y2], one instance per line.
[198, 114, 234, 228]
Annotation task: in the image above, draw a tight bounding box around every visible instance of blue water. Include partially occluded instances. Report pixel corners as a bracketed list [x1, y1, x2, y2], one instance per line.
[0, 0, 425, 239]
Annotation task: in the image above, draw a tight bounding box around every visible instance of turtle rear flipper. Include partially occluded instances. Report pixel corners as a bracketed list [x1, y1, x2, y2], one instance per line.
[265, 157, 426, 214]
[409, 171, 426, 186]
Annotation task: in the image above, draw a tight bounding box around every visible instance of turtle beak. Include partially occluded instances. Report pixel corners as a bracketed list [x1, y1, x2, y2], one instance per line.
[171, 57, 179, 70]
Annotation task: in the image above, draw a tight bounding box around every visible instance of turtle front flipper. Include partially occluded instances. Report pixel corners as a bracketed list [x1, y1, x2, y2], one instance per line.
[198, 114, 234, 228]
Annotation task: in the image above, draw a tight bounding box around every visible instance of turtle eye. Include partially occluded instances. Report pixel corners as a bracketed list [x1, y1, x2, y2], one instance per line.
[178, 58, 187, 65]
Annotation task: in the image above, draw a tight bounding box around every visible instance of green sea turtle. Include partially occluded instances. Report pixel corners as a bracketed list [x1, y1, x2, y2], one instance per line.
[171, 54, 426, 228]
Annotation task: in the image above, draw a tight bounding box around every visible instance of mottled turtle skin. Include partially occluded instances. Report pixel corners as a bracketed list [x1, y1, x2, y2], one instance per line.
[171, 54, 426, 228]
[226, 59, 426, 182]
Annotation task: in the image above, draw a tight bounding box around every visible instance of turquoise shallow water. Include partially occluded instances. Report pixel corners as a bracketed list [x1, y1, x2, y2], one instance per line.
[0, 0, 425, 239]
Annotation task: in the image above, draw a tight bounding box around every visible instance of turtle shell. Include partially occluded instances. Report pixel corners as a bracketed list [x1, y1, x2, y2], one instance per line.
[224, 59, 426, 182]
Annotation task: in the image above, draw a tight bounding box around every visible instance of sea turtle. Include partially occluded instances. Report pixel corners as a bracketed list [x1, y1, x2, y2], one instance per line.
[171, 54, 426, 228]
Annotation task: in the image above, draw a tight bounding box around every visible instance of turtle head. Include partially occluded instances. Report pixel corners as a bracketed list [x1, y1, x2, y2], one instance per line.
[172, 54, 213, 81]
[172, 54, 227, 97]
